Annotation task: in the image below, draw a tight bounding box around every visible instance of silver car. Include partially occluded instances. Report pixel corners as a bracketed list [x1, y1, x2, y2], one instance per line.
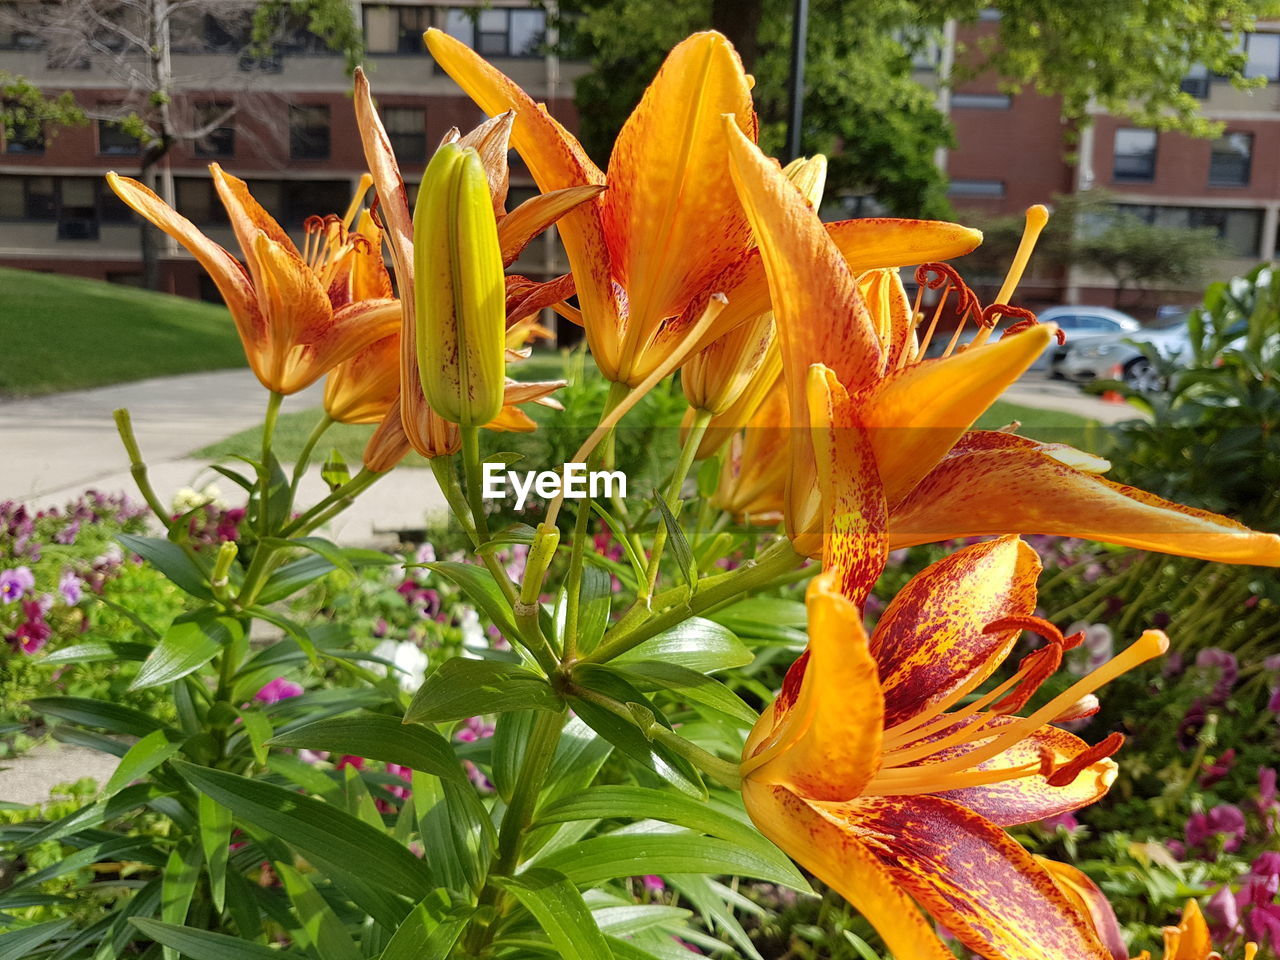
[1058, 321, 1192, 392]
[1039, 306, 1142, 376]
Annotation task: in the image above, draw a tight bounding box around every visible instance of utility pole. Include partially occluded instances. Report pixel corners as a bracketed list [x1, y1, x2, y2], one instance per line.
[784, 0, 809, 161]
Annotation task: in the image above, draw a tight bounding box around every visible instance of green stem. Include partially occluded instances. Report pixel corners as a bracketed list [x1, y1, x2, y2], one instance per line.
[430, 456, 479, 548]
[586, 539, 804, 664]
[287, 414, 334, 507]
[280, 467, 381, 538]
[642, 407, 714, 599]
[465, 708, 566, 954]
[257, 391, 285, 537]
[460, 425, 491, 543]
[562, 502, 592, 660]
[113, 408, 170, 524]
[570, 685, 742, 790]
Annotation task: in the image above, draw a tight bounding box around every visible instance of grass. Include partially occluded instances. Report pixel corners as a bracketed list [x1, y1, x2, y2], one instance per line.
[0, 267, 245, 397]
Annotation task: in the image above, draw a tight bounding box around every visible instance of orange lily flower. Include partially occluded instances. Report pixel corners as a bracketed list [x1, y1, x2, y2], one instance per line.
[352, 68, 592, 458]
[724, 120, 1280, 567]
[710, 374, 789, 522]
[424, 28, 982, 387]
[106, 169, 399, 395]
[741, 536, 1169, 960]
[1041, 863, 1258, 960]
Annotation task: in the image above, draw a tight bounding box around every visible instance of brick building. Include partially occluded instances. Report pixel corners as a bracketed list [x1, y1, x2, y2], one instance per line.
[0, 1, 586, 299]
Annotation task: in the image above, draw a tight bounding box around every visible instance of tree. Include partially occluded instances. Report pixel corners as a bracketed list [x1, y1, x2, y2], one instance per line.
[0, 71, 86, 145]
[553, 0, 1271, 217]
[0, 0, 362, 289]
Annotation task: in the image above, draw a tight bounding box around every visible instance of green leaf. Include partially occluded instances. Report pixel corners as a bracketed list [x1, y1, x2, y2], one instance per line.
[275, 862, 362, 960]
[421, 562, 519, 639]
[535, 834, 808, 889]
[18, 783, 157, 849]
[474, 523, 538, 556]
[614, 618, 752, 673]
[256, 555, 337, 605]
[160, 844, 203, 960]
[28, 696, 167, 738]
[198, 794, 232, 913]
[492, 869, 611, 960]
[593, 904, 692, 936]
[321, 448, 350, 491]
[588, 501, 646, 587]
[100, 729, 185, 798]
[236, 709, 273, 767]
[413, 773, 495, 896]
[129, 918, 304, 960]
[267, 714, 466, 786]
[119, 534, 212, 599]
[568, 667, 704, 799]
[173, 761, 432, 900]
[404, 659, 560, 725]
[575, 566, 612, 656]
[536, 786, 762, 849]
[8, 835, 156, 892]
[614, 662, 758, 725]
[0, 920, 72, 960]
[653, 493, 697, 592]
[711, 597, 808, 646]
[261, 536, 355, 576]
[491, 709, 535, 802]
[696, 456, 720, 499]
[378, 895, 472, 960]
[132, 610, 242, 690]
[40, 641, 152, 665]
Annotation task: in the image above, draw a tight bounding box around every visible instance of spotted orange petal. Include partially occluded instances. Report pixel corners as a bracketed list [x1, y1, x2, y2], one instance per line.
[498, 185, 606, 267]
[1037, 858, 1131, 960]
[324, 331, 400, 424]
[889, 445, 1280, 565]
[725, 121, 883, 411]
[741, 781, 955, 960]
[871, 537, 1040, 727]
[845, 794, 1111, 960]
[604, 31, 756, 377]
[742, 571, 884, 801]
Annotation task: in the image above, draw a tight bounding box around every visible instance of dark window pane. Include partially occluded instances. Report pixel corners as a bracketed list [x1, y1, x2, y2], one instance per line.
[397, 6, 429, 53]
[193, 102, 235, 158]
[0, 175, 22, 218]
[289, 104, 330, 160]
[25, 176, 56, 219]
[3, 103, 45, 154]
[283, 179, 349, 225]
[1112, 128, 1157, 182]
[1181, 64, 1210, 98]
[98, 118, 141, 156]
[1209, 132, 1252, 187]
[384, 106, 426, 161]
[58, 177, 99, 240]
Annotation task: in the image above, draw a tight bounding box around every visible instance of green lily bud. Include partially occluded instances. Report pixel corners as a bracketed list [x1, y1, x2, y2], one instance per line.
[413, 142, 506, 427]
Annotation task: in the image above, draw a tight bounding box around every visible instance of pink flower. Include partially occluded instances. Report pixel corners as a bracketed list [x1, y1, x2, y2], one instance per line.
[1186, 804, 1247, 856]
[0, 566, 35, 603]
[1200, 748, 1237, 788]
[58, 569, 83, 605]
[1038, 811, 1081, 834]
[254, 677, 304, 703]
[640, 875, 665, 894]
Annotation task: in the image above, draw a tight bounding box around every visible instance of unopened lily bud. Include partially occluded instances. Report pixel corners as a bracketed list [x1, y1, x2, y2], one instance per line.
[780, 154, 828, 208]
[413, 143, 506, 427]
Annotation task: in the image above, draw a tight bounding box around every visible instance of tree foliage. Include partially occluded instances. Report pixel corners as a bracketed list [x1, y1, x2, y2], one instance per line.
[554, 0, 1277, 216]
[0, 71, 86, 143]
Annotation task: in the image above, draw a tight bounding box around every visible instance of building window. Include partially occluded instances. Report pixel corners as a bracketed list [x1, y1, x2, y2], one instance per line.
[0, 173, 133, 232]
[289, 104, 330, 160]
[1112, 128, 1157, 182]
[243, 178, 350, 225]
[364, 5, 431, 54]
[0, 175, 23, 218]
[97, 117, 141, 156]
[1244, 32, 1280, 82]
[1209, 132, 1253, 187]
[3, 111, 44, 154]
[950, 92, 1012, 109]
[383, 106, 427, 161]
[0, 11, 42, 50]
[947, 179, 1005, 198]
[193, 102, 235, 158]
[1181, 63, 1210, 98]
[1118, 203, 1262, 257]
[445, 6, 545, 57]
[175, 178, 228, 225]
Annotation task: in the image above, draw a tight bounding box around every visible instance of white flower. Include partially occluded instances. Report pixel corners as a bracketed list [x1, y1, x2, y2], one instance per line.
[459, 607, 485, 658]
[373, 639, 429, 693]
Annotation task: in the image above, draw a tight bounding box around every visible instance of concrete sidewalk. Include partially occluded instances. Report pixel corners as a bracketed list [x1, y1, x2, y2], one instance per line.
[0, 368, 447, 545]
[1003, 377, 1144, 426]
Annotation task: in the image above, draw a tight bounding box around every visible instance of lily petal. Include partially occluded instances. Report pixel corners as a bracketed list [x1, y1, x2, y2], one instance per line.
[353, 68, 414, 281]
[858, 268, 914, 367]
[889, 446, 1280, 565]
[249, 233, 334, 393]
[743, 571, 883, 801]
[725, 120, 884, 407]
[604, 31, 756, 375]
[456, 110, 514, 214]
[498, 185, 606, 267]
[947, 430, 1112, 474]
[929, 717, 1118, 826]
[872, 537, 1040, 727]
[860, 323, 1054, 507]
[324, 331, 400, 424]
[741, 781, 955, 960]
[844, 794, 1110, 960]
[1037, 858, 1131, 960]
[105, 172, 265, 355]
[210, 164, 302, 280]
[504, 273, 578, 327]
[1165, 898, 1213, 960]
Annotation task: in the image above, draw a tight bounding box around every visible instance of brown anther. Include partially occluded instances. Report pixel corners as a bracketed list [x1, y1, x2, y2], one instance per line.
[1002, 316, 1067, 345]
[915, 262, 963, 290]
[993, 643, 1063, 714]
[1044, 732, 1125, 787]
[303, 215, 326, 233]
[980, 303, 1037, 329]
[349, 233, 373, 254]
[985, 615, 1068, 647]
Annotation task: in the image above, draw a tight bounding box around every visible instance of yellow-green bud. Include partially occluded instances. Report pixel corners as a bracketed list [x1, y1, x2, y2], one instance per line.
[413, 142, 506, 427]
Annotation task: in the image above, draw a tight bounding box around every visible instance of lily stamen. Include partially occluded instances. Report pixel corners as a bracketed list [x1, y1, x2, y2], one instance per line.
[342, 172, 375, 229]
[1041, 732, 1125, 787]
[970, 203, 1049, 347]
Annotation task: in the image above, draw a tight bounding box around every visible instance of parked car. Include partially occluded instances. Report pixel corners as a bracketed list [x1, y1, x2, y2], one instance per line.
[1057, 312, 1200, 391]
[1038, 306, 1143, 376]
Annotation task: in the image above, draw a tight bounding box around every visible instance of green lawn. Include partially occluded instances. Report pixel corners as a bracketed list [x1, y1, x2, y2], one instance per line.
[0, 267, 245, 397]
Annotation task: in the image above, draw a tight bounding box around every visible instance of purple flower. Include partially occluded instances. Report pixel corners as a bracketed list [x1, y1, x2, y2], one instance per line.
[1200, 748, 1237, 788]
[54, 519, 80, 545]
[254, 677, 304, 703]
[12, 618, 51, 653]
[1205, 884, 1240, 937]
[1038, 811, 1081, 834]
[1196, 648, 1239, 704]
[0, 566, 35, 604]
[58, 570, 82, 606]
[640, 875, 665, 894]
[1186, 803, 1247, 856]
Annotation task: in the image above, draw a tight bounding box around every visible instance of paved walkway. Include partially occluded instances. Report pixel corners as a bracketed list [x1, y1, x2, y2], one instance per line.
[1003, 377, 1143, 426]
[0, 369, 447, 545]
